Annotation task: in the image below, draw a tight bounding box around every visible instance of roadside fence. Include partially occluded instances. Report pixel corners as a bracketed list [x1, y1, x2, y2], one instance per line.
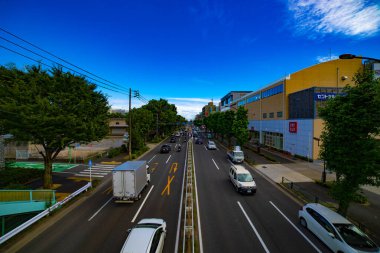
[0, 182, 92, 245]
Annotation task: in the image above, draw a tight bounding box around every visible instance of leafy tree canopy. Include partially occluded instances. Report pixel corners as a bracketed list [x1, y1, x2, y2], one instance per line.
[0, 65, 110, 188]
[319, 68, 380, 216]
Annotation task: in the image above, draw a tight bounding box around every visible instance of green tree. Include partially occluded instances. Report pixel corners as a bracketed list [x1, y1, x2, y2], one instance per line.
[222, 110, 235, 146]
[143, 99, 178, 136]
[127, 108, 154, 150]
[319, 69, 380, 216]
[0, 65, 109, 189]
[232, 107, 249, 146]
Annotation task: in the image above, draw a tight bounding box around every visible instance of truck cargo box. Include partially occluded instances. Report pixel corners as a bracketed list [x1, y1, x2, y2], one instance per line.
[112, 161, 149, 203]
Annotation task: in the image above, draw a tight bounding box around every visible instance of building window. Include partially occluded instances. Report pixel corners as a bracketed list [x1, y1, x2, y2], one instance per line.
[263, 113, 267, 118]
[238, 100, 246, 106]
[116, 122, 120, 125]
[277, 111, 283, 118]
[269, 112, 274, 118]
[247, 94, 261, 104]
[262, 83, 284, 99]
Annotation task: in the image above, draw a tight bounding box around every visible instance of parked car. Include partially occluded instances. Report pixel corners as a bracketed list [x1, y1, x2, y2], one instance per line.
[229, 165, 256, 194]
[299, 203, 379, 253]
[195, 138, 203, 144]
[160, 144, 171, 153]
[207, 140, 216, 150]
[120, 218, 167, 253]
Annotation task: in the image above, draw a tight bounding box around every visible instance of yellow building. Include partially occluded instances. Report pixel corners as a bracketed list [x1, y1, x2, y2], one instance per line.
[229, 58, 363, 160]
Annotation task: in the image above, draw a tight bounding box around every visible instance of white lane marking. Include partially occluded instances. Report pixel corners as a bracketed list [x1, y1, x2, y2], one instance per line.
[193, 143, 204, 253]
[75, 174, 104, 178]
[88, 197, 113, 221]
[82, 170, 110, 173]
[165, 155, 172, 164]
[204, 145, 207, 151]
[131, 185, 154, 223]
[175, 146, 188, 253]
[269, 201, 322, 253]
[237, 201, 270, 253]
[148, 155, 156, 163]
[80, 171, 108, 175]
[212, 159, 220, 170]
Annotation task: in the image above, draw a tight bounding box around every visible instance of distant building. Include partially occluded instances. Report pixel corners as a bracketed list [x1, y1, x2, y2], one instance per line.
[109, 109, 127, 114]
[109, 118, 127, 136]
[202, 101, 217, 117]
[228, 58, 363, 160]
[220, 91, 252, 112]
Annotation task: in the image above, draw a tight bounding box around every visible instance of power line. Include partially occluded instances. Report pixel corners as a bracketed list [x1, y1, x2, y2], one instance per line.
[0, 27, 129, 92]
[0, 45, 129, 96]
[0, 36, 130, 94]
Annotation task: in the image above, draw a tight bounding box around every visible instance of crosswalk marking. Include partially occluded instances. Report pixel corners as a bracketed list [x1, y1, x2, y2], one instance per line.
[75, 163, 117, 178]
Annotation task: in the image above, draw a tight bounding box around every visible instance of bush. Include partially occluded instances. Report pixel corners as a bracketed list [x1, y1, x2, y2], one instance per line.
[0, 167, 44, 188]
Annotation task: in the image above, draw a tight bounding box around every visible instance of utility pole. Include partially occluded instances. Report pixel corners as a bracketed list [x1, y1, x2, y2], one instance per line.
[156, 113, 159, 137]
[128, 88, 132, 160]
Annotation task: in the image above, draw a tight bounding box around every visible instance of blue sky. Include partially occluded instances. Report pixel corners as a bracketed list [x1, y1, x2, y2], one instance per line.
[1, 0, 380, 119]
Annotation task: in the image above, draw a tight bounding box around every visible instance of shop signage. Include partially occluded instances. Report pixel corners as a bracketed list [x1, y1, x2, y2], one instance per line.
[289, 122, 297, 133]
[314, 93, 337, 101]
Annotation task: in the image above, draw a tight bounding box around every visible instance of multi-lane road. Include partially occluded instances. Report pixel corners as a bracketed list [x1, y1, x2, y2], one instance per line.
[13, 132, 331, 253]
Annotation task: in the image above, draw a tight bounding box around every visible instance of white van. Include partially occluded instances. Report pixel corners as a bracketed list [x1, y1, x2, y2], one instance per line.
[229, 165, 256, 194]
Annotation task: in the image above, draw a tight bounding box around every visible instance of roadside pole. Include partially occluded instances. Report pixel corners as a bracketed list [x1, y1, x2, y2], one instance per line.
[89, 159, 92, 187]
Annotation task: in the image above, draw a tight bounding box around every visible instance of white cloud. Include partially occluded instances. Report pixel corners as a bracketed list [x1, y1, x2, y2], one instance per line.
[316, 55, 339, 62]
[168, 97, 211, 103]
[288, 0, 380, 37]
[167, 97, 212, 120]
[109, 97, 212, 120]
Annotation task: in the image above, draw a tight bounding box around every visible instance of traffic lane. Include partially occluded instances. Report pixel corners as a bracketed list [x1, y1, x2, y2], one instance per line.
[17, 146, 176, 253]
[241, 166, 331, 253]
[17, 177, 145, 253]
[133, 142, 187, 253]
[199, 145, 328, 253]
[194, 144, 270, 253]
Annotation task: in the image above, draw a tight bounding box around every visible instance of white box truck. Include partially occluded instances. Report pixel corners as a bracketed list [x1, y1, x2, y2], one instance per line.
[112, 161, 150, 203]
[227, 146, 245, 163]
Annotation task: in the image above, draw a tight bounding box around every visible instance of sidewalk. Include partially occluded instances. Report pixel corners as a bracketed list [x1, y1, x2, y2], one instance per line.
[241, 145, 380, 244]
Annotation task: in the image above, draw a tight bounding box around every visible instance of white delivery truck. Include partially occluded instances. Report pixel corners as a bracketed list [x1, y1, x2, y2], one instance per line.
[227, 146, 245, 163]
[112, 161, 150, 203]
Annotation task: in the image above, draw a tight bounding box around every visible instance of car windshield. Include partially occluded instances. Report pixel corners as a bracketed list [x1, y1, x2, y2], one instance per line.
[209, 141, 215, 145]
[234, 151, 244, 158]
[135, 223, 160, 229]
[237, 173, 253, 182]
[334, 223, 378, 250]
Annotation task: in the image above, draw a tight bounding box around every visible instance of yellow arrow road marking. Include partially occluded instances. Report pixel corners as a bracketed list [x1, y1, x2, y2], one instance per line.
[161, 175, 175, 196]
[169, 162, 178, 174]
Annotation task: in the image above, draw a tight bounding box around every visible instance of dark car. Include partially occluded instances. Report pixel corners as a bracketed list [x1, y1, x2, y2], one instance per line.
[195, 138, 203, 144]
[160, 144, 171, 153]
[170, 137, 176, 143]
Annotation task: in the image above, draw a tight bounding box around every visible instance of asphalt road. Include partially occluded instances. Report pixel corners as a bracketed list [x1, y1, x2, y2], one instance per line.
[193, 132, 331, 253]
[13, 133, 332, 253]
[15, 136, 187, 253]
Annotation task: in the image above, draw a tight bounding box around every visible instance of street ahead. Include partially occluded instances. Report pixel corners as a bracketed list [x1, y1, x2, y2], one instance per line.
[14, 133, 331, 253]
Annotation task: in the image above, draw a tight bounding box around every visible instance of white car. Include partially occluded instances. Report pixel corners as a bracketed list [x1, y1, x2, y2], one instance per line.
[207, 141, 217, 150]
[299, 203, 379, 253]
[229, 165, 256, 194]
[120, 218, 166, 253]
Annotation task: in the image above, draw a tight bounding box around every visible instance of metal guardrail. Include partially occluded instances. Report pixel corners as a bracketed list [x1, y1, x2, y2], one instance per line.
[183, 139, 194, 253]
[0, 182, 92, 245]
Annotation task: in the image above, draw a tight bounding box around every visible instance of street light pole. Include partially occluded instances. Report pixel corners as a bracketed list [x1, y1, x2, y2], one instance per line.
[128, 88, 132, 160]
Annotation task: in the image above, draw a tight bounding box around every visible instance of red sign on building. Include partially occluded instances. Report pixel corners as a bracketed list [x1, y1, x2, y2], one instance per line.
[289, 122, 297, 133]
